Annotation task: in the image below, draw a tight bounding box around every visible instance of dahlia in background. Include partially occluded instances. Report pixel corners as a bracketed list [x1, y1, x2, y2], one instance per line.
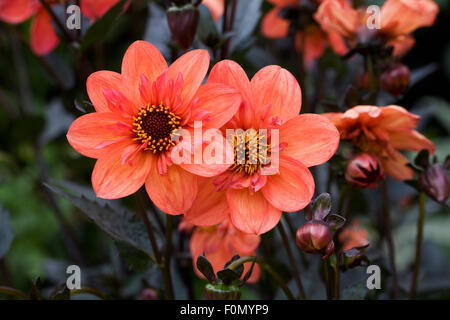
[325, 105, 435, 181]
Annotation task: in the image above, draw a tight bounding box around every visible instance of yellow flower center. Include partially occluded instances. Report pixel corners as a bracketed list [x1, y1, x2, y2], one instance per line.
[132, 103, 182, 154]
[229, 129, 270, 175]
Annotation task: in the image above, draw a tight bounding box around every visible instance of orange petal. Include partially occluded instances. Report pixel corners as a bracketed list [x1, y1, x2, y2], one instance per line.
[381, 151, 414, 181]
[202, 0, 224, 21]
[179, 128, 233, 177]
[378, 105, 419, 131]
[167, 49, 210, 105]
[30, 8, 59, 56]
[121, 40, 168, 104]
[192, 82, 241, 130]
[295, 26, 328, 64]
[67, 112, 131, 158]
[0, 0, 36, 23]
[389, 130, 435, 153]
[380, 0, 439, 37]
[230, 228, 260, 254]
[184, 178, 229, 226]
[280, 114, 339, 167]
[314, 0, 359, 39]
[81, 0, 119, 21]
[387, 35, 415, 58]
[92, 140, 152, 199]
[327, 31, 349, 56]
[227, 188, 282, 235]
[145, 162, 198, 215]
[251, 65, 302, 124]
[262, 155, 314, 212]
[87, 71, 126, 112]
[261, 7, 290, 39]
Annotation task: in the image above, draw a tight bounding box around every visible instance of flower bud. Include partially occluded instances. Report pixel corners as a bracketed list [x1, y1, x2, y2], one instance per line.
[204, 283, 241, 300]
[296, 221, 334, 259]
[380, 63, 410, 97]
[141, 288, 158, 300]
[419, 163, 450, 203]
[166, 4, 200, 50]
[345, 153, 384, 188]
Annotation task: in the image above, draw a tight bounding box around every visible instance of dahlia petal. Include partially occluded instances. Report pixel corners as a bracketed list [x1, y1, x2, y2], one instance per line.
[251, 65, 302, 124]
[0, 0, 36, 23]
[378, 105, 419, 130]
[279, 114, 340, 167]
[92, 140, 152, 199]
[192, 82, 241, 130]
[388, 35, 415, 58]
[381, 151, 414, 181]
[261, 7, 290, 39]
[67, 112, 132, 158]
[80, 0, 119, 21]
[227, 188, 282, 235]
[145, 162, 198, 215]
[262, 155, 314, 212]
[380, 0, 439, 37]
[30, 8, 59, 56]
[167, 49, 210, 105]
[230, 229, 260, 254]
[295, 26, 328, 64]
[87, 71, 130, 113]
[202, 0, 224, 22]
[184, 178, 229, 226]
[314, 0, 359, 38]
[121, 41, 168, 104]
[389, 130, 435, 153]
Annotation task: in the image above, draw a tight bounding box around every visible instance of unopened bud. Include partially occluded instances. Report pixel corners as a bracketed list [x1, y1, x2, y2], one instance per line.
[345, 153, 384, 188]
[141, 288, 158, 300]
[419, 163, 450, 203]
[296, 221, 334, 259]
[167, 4, 199, 50]
[380, 63, 410, 97]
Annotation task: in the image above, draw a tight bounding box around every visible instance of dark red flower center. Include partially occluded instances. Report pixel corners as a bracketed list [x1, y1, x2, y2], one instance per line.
[132, 103, 182, 153]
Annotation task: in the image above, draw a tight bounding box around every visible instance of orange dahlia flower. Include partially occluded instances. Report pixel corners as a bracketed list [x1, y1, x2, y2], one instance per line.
[0, 0, 125, 55]
[184, 60, 340, 235]
[67, 41, 241, 214]
[339, 220, 369, 251]
[314, 0, 439, 57]
[261, 0, 347, 63]
[325, 105, 435, 181]
[188, 217, 261, 283]
[202, 0, 224, 22]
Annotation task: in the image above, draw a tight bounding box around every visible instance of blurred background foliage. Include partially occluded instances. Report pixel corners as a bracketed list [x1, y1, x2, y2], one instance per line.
[0, 0, 449, 299]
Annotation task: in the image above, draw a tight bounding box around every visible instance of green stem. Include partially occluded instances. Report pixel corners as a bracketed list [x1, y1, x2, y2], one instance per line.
[334, 260, 340, 300]
[70, 287, 108, 300]
[278, 220, 306, 299]
[163, 215, 175, 300]
[322, 259, 331, 299]
[382, 181, 399, 299]
[0, 286, 29, 300]
[410, 192, 426, 299]
[228, 256, 295, 300]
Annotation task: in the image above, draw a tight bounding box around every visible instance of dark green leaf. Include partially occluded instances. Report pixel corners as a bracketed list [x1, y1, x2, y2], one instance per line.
[324, 214, 346, 231]
[115, 241, 151, 272]
[196, 254, 216, 283]
[312, 193, 332, 221]
[45, 183, 160, 259]
[217, 269, 240, 286]
[239, 260, 256, 287]
[197, 4, 219, 47]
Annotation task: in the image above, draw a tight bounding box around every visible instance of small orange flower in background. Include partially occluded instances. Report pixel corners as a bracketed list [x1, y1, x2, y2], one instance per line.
[325, 105, 435, 181]
[261, 0, 347, 64]
[67, 41, 241, 214]
[339, 220, 369, 251]
[187, 218, 261, 283]
[184, 60, 340, 235]
[0, 0, 126, 55]
[202, 0, 224, 21]
[314, 0, 439, 57]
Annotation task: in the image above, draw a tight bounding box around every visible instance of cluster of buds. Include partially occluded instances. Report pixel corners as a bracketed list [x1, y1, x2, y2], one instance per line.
[345, 153, 384, 188]
[411, 149, 450, 204]
[165, 1, 202, 50]
[296, 193, 346, 259]
[380, 63, 411, 97]
[196, 255, 256, 300]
